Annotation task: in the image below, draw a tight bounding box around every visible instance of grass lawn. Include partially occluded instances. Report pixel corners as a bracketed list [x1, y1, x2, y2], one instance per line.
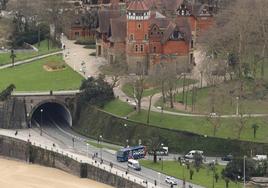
[158, 79, 268, 115]
[140, 160, 242, 188]
[0, 40, 60, 66]
[129, 110, 268, 143]
[87, 140, 122, 151]
[122, 79, 197, 98]
[102, 99, 268, 143]
[0, 54, 84, 91]
[102, 99, 135, 117]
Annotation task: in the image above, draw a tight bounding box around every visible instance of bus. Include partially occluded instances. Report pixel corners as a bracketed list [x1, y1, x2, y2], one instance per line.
[116, 145, 146, 162]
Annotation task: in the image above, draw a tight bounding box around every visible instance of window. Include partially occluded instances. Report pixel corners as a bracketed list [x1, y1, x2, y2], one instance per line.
[137, 23, 142, 29]
[135, 45, 138, 52]
[153, 46, 156, 53]
[75, 32, 80, 36]
[130, 34, 134, 41]
[140, 45, 144, 52]
[144, 34, 148, 40]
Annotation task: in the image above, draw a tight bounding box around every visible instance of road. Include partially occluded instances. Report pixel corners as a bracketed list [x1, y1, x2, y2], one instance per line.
[30, 111, 205, 188]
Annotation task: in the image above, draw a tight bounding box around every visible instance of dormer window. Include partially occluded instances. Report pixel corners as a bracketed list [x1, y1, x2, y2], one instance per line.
[171, 31, 184, 40]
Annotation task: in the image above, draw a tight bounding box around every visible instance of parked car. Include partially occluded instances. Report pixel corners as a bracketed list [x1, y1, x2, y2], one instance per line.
[221, 154, 233, 161]
[184, 150, 204, 159]
[252, 155, 267, 161]
[165, 176, 177, 185]
[148, 147, 169, 156]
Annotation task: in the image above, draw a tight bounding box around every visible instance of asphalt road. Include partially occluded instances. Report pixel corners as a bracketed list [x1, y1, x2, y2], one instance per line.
[32, 114, 205, 188]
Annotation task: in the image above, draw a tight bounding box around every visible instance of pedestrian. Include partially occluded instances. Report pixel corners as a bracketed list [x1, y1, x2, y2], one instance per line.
[15, 130, 18, 136]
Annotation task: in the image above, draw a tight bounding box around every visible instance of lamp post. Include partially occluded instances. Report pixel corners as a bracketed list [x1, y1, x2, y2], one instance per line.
[161, 143, 164, 171]
[212, 160, 215, 188]
[126, 139, 129, 147]
[86, 143, 89, 157]
[40, 109, 43, 136]
[244, 156, 246, 188]
[99, 135, 103, 160]
[236, 97, 239, 115]
[182, 163, 186, 188]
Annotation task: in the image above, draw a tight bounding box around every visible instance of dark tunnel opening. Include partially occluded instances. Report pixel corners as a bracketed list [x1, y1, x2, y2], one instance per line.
[31, 102, 72, 128]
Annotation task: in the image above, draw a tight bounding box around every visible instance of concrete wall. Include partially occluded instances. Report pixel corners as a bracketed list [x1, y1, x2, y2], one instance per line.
[0, 135, 144, 188]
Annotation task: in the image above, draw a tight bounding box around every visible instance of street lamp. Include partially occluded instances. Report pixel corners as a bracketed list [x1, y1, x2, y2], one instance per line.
[236, 97, 239, 115]
[161, 143, 164, 171]
[182, 163, 186, 188]
[212, 160, 215, 188]
[86, 143, 89, 157]
[126, 139, 129, 147]
[40, 109, 43, 136]
[99, 135, 103, 160]
[244, 156, 246, 188]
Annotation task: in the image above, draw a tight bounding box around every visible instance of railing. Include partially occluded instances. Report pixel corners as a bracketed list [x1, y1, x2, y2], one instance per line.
[29, 140, 164, 188]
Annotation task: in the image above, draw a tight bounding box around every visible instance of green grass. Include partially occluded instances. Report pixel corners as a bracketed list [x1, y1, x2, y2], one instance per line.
[87, 140, 122, 151]
[140, 160, 242, 188]
[122, 79, 197, 98]
[172, 81, 268, 114]
[0, 40, 60, 66]
[129, 110, 268, 143]
[0, 54, 84, 91]
[102, 98, 268, 143]
[103, 99, 134, 117]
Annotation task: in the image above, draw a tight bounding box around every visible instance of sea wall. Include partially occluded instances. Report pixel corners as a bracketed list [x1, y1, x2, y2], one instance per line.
[0, 135, 144, 188]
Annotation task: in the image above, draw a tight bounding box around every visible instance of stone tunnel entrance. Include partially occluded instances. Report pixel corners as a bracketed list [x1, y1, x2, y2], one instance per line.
[31, 102, 72, 128]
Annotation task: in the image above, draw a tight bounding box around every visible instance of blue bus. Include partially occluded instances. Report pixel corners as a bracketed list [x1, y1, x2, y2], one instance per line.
[116, 146, 146, 162]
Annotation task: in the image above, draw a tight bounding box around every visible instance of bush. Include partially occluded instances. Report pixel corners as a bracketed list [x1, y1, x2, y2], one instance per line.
[75, 37, 95, 45]
[84, 44, 96, 49]
[12, 23, 50, 47]
[79, 75, 114, 107]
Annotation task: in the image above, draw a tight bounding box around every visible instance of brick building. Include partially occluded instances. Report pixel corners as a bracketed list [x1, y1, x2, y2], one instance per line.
[96, 0, 193, 74]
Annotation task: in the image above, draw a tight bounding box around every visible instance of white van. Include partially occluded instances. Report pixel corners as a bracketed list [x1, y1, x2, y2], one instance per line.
[184, 150, 204, 159]
[127, 159, 141, 171]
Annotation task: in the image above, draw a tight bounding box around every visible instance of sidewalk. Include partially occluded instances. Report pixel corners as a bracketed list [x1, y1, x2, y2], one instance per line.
[0, 51, 62, 70]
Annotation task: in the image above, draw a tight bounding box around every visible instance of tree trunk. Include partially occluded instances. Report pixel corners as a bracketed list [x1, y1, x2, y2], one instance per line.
[153, 151, 157, 163]
[146, 95, 153, 124]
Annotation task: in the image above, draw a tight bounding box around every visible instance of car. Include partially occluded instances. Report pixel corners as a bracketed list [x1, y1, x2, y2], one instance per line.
[165, 176, 177, 185]
[253, 155, 267, 161]
[221, 154, 233, 161]
[184, 150, 204, 159]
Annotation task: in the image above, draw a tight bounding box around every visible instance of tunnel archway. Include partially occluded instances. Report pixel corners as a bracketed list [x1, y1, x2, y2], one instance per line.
[31, 101, 72, 128]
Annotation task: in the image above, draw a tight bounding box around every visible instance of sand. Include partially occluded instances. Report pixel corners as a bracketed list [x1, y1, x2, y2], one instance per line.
[0, 158, 113, 188]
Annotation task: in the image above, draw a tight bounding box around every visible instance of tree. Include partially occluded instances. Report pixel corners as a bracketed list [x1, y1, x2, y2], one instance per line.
[0, 84, 15, 101]
[132, 63, 146, 113]
[189, 168, 194, 180]
[251, 123, 259, 139]
[223, 158, 257, 181]
[147, 135, 161, 163]
[79, 75, 114, 107]
[193, 153, 203, 172]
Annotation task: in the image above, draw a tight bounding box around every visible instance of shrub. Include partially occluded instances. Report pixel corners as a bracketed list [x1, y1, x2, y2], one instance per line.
[75, 37, 95, 45]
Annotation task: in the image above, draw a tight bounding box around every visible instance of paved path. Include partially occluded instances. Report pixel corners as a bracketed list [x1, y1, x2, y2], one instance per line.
[0, 51, 62, 70]
[61, 36, 106, 78]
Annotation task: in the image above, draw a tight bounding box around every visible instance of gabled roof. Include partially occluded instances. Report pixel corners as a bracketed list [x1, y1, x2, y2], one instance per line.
[127, 0, 149, 11]
[161, 22, 176, 44]
[109, 17, 127, 42]
[98, 10, 121, 33]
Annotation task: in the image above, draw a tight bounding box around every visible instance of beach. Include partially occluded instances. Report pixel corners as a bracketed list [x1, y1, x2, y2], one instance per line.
[0, 158, 113, 188]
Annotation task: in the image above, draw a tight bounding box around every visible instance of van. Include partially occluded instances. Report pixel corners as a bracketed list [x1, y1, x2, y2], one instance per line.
[184, 150, 204, 159]
[127, 159, 141, 171]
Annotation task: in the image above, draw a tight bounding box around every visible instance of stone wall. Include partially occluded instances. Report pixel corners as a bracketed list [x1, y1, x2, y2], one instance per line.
[0, 135, 144, 188]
